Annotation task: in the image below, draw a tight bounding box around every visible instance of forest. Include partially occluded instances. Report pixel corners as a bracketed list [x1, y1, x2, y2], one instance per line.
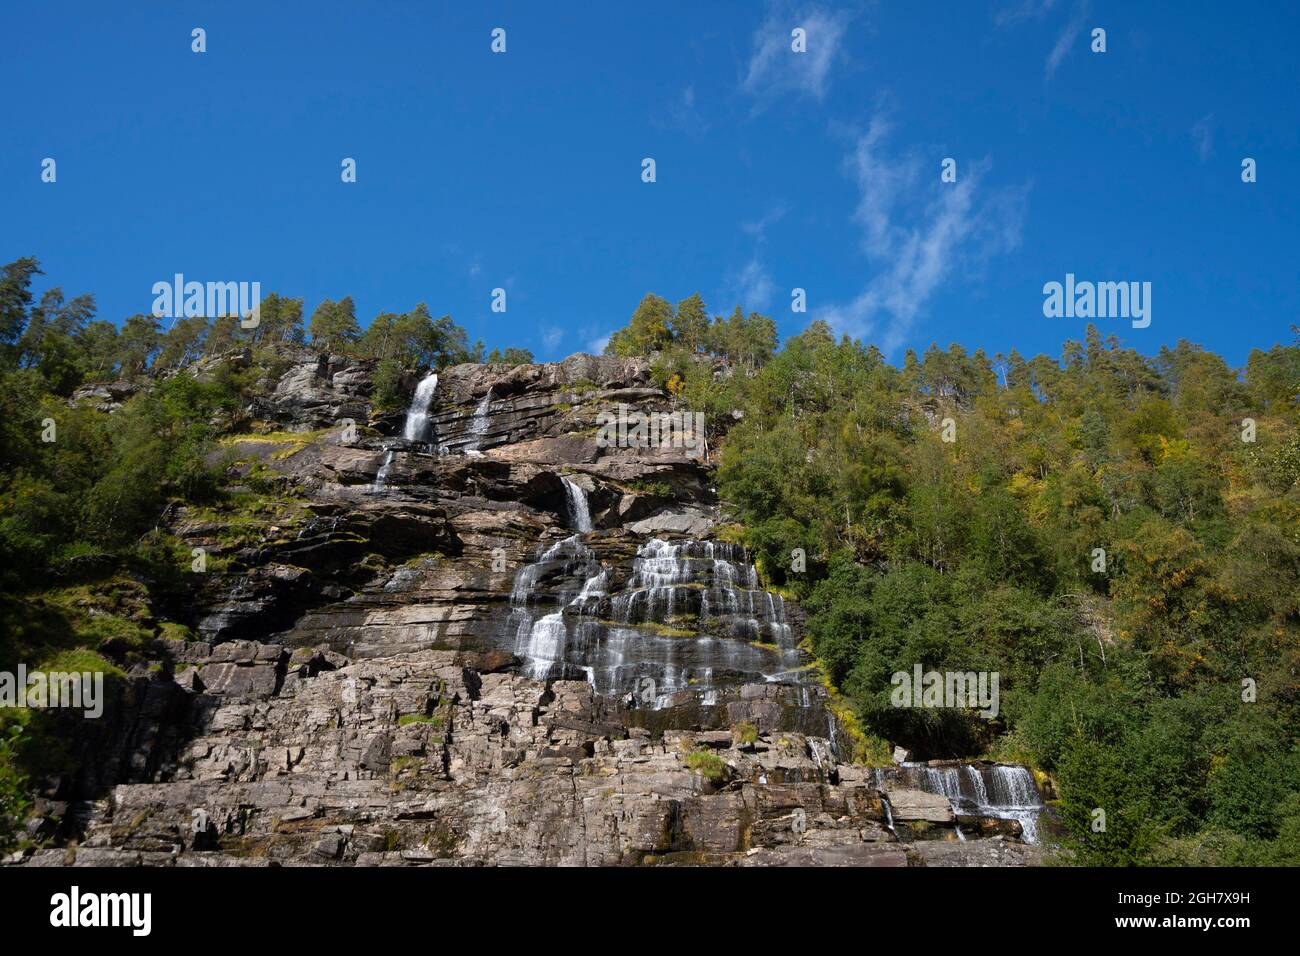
[2, 259, 1298, 865]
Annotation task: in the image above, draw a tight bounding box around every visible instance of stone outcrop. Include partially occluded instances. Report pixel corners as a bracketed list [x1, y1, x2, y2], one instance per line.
[10, 648, 1038, 867]
[10, 350, 1046, 867]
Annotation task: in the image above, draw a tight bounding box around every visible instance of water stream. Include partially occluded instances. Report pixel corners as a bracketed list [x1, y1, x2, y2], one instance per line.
[465, 388, 493, 452]
[876, 762, 1046, 843]
[372, 371, 439, 491]
[505, 536, 811, 706]
[560, 476, 593, 532]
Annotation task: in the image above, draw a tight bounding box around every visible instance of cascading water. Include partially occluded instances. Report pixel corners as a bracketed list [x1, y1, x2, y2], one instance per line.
[561, 476, 594, 532]
[502, 535, 815, 708]
[985, 765, 1044, 844]
[402, 372, 440, 441]
[888, 762, 1046, 843]
[373, 452, 396, 491]
[465, 389, 492, 452]
[372, 371, 439, 492]
[507, 535, 603, 679]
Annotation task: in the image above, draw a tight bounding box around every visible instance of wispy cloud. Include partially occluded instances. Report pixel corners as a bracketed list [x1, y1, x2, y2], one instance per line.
[653, 85, 710, 137]
[1191, 113, 1215, 162]
[993, 0, 1059, 27]
[728, 257, 777, 312]
[1045, 0, 1089, 80]
[741, 204, 788, 238]
[741, 2, 853, 106]
[586, 332, 611, 354]
[817, 117, 1026, 354]
[542, 326, 564, 351]
[725, 204, 786, 311]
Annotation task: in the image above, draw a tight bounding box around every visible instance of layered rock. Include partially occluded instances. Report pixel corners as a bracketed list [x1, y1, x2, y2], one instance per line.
[10, 351, 1046, 867]
[10, 648, 1038, 867]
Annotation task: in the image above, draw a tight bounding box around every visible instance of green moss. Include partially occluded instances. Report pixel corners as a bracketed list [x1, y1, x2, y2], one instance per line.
[629, 479, 673, 497]
[684, 748, 728, 782]
[596, 618, 698, 639]
[157, 621, 194, 642]
[219, 427, 334, 446]
[732, 721, 759, 746]
[813, 661, 892, 766]
[398, 713, 444, 728]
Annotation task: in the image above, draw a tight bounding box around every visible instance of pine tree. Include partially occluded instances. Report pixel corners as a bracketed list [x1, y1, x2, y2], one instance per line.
[671, 293, 709, 352]
[308, 296, 361, 353]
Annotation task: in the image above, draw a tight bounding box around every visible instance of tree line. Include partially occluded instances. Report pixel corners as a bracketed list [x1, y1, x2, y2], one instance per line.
[693, 318, 1299, 865]
[603, 292, 778, 368]
[3, 258, 1298, 864]
[0, 257, 534, 406]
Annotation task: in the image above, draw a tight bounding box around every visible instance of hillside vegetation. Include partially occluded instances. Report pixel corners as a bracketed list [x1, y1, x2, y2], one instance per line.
[2, 260, 1298, 865]
[621, 293, 1300, 866]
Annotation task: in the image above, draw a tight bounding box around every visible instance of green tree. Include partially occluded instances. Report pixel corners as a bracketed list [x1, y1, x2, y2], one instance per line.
[251, 293, 305, 347]
[606, 294, 674, 356]
[308, 296, 361, 353]
[114, 314, 161, 378]
[671, 293, 709, 352]
[487, 347, 534, 365]
[0, 257, 42, 355]
[155, 315, 209, 370]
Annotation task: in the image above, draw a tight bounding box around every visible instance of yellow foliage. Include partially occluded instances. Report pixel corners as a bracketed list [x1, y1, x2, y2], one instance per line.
[1008, 470, 1041, 498]
[1158, 434, 1193, 462]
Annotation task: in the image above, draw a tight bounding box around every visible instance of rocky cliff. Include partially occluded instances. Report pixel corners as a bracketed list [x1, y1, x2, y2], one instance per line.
[11, 350, 1044, 867]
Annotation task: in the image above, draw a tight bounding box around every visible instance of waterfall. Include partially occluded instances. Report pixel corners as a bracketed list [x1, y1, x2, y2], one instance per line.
[986, 765, 1044, 844]
[466, 389, 492, 451]
[561, 476, 593, 532]
[522, 613, 568, 679]
[402, 372, 440, 441]
[500, 535, 816, 708]
[372, 371, 439, 492]
[808, 737, 834, 773]
[890, 762, 1045, 844]
[507, 535, 602, 679]
[373, 450, 396, 491]
[881, 792, 897, 837]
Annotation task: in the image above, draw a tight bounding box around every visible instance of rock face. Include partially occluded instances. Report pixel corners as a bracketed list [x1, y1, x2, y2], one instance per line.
[12, 351, 1044, 867]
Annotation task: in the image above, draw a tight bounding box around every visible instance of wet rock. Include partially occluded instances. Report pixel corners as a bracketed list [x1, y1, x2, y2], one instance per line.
[12, 351, 1041, 869]
[885, 789, 955, 824]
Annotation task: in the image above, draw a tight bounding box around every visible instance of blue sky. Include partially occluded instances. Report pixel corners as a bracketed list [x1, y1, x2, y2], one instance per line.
[3, 1, 1297, 366]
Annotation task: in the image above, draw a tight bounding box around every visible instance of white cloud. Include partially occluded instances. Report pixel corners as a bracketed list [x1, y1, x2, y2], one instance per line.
[726, 204, 786, 311]
[741, 204, 788, 238]
[817, 118, 1026, 355]
[741, 2, 852, 105]
[654, 85, 710, 137]
[729, 256, 777, 312]
[586, 332, 611, 354]
[993, 0, 1059, 27]
[1045, 0, 1089, 80]
[1191, 113, 1215, 162]
[542, 326, 564, 350]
